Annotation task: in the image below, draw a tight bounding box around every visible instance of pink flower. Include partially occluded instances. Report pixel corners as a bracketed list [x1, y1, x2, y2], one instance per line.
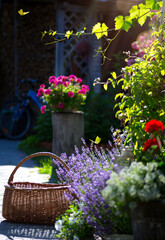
[82, 85, 90, 92]
[139, 36, 145, 42]
[37, 88, 45, 97]
[67, 91, 74, 98]
[49, 76, 57, 84]
[61, 76, 68, 82]
[63, 81, 70, 87]
[40, 105, 46, 114]
[69, 75, 77, 81]
[45, 89, 51, 95]
[137, 51, 145, 57]
[78, 89, 87, 95]
[76, 78, 82, 83]
[131, 41, 140, 51]
[58, 102, 65, 109]
[40, 84, 45, 88]
[56, 80, 62, 85]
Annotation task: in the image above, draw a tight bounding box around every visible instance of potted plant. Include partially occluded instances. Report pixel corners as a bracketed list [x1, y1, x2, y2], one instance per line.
[102, 119, 165, 240]
[37, 74, 90, 156]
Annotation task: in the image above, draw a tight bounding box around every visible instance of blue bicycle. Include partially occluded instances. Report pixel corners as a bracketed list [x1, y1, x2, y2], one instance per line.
[0, 79, 43, 139]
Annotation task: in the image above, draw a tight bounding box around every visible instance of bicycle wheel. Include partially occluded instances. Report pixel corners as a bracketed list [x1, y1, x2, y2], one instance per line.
[0, 100, 31, 139]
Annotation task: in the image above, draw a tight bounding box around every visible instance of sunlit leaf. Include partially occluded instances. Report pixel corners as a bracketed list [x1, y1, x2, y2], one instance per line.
[41, 31, 47, 40]
[108, 78, 115, 88]
[161, 70, 165, 76]
[103, 84, 108, 90]
[65, 30, 73, 39]
[115, 93, 124, 101]
[115, 15, 132, 32]
[52, 31, 57, 36]
[90, 136, 101, 144]
[138, 4, 149, 26]
[129, 5, 140, 19]
[92, 22, 108, 39]
[115, 16, 124, 30]
[18, 9, 29, 16]
[111, 72, 117, 79]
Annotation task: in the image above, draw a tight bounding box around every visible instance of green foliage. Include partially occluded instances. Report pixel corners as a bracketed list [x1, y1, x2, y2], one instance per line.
[83, 91, 120, 143]
[114, 27, 165, 151]
[115, 0, 162, 31]
[55, 201, 93, 240]
[34, 111, 52, 142]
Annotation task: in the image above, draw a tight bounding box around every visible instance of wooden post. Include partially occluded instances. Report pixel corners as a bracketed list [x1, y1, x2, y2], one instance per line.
[52, 111, 84, 156]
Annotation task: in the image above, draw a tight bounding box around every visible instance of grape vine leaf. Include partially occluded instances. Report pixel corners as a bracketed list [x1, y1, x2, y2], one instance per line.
[90, 136, 101, 144]
[138, 4, 149, 26]
[65, 30, 73, 39]
[18, 9, 29, 16]
[115, 16, 132, 32]
[129, 5, 140, 19]
[92, 22, 108, 39]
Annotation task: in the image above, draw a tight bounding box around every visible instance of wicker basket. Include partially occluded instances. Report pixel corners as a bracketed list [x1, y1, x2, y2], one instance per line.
[2, 152, 71, 225]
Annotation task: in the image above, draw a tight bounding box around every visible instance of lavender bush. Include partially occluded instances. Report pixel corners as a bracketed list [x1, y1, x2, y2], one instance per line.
[53, 138, 132, 235]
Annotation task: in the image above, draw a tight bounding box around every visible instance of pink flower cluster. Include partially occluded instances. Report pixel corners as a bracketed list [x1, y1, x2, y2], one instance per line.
[131, 32, 154, 59]
[37, 75, 90, 113]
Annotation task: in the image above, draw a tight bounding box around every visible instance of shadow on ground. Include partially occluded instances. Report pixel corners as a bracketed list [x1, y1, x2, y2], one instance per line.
[0, 220, 57, 239]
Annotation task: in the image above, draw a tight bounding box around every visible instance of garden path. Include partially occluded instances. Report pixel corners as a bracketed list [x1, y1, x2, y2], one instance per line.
[0, 138, 57, 240]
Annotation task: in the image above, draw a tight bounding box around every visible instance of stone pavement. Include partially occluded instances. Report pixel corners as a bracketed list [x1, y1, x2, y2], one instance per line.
[0, 138, 57, 240]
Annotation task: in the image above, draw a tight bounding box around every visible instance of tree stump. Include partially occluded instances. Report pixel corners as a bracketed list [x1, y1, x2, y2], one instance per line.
[52, 111, 84, 156]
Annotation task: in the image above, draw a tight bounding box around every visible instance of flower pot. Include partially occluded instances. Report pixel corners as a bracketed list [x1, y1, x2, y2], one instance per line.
[52, 111, 84, 156]
[101, 234, 134, 240]
[131, 201, 165, 240]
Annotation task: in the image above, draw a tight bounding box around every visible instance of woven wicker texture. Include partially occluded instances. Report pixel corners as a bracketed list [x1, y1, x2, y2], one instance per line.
[2, 152, 71, 225]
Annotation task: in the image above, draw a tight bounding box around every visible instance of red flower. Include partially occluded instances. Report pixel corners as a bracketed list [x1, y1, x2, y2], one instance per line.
[145, 119, 164, 134]
[142, 138, 159, 151]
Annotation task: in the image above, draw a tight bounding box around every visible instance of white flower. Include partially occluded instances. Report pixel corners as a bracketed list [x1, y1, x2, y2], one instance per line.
[55, 219, 63, 231]
[159, 174, 165, 184]
[73, 236, 79, 240]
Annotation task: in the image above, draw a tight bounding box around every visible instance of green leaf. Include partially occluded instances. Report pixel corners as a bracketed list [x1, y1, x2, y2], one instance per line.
[65, 30, 73, 39]
[115, 16, 124, 30]
[114, 15, 132, 32]
[115, 93, 124, 101]
[92, 22, 108, 39]
[138, 4, 149, 26]
[103, 84, 108, 91]
[108, 78, 115, 88]
[129, 5, 140, 19]
[90, 136, 101, 144]
[161, 70, 165, 76]
[111, 72, 117, 79]
[18, 9, 30, 16]
[52, 31, 57, 36]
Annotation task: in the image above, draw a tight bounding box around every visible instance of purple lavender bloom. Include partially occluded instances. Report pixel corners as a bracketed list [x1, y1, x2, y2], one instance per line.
[53, 139, 125, 235]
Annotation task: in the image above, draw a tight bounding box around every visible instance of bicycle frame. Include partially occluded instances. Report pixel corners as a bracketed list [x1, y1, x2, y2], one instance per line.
[27, 89, 43, 109]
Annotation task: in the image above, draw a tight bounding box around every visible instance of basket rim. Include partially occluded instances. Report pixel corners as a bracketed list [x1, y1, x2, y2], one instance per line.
[4, 182, 71, 190]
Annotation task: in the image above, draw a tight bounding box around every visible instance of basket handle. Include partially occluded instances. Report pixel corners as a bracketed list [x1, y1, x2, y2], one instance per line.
[8, 152, 69, 186]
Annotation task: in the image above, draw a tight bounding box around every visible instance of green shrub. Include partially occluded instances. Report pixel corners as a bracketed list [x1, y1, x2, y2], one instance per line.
[84, 90, 120, 143]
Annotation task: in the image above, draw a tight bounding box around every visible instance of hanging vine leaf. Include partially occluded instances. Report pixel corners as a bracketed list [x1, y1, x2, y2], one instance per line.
[115, 16, 132, 32]
[129, 5, 140, 19]
[18, 9, 29, 16]
[92, 22, 108, 39]
[90, 136, 101, 144]
[138, 4, 149, 26]
[65, 30, 73, 39]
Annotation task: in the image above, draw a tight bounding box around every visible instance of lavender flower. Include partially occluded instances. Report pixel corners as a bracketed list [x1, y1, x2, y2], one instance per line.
[53, 140, 122, 235]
